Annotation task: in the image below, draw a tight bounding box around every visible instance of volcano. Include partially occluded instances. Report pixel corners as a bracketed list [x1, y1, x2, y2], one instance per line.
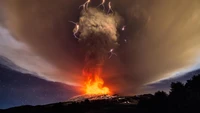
[67, 94, 117, 102]
[1, 94, 141, 113]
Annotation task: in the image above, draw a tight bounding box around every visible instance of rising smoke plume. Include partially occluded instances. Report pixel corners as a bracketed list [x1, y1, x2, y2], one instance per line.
[77, 8, 121, 75]
[1, 0, 200, 94]
[74, 8, 122, 94]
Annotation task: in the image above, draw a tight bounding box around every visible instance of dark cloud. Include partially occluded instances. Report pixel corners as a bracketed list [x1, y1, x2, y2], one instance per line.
[3, 0, 87, 84]
[0, 2, 5, 26]
[2, 0, 200, 94]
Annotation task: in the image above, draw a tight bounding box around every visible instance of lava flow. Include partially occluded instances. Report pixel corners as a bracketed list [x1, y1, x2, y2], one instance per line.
[83, 68, 111, 95]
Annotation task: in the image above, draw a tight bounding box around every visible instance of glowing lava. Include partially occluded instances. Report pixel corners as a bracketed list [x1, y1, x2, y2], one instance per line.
[83, 69, 111, 95]
[85, 75, 110, 95]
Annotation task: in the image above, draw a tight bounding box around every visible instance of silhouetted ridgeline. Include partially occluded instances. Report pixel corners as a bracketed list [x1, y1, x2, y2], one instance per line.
[2, 74, 200, 113]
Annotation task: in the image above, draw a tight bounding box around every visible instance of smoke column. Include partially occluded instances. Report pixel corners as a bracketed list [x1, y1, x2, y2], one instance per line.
[74, 8, 121, 94]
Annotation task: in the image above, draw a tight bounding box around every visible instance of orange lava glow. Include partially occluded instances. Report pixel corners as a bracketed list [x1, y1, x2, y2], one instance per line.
[83, 69, 111, 95]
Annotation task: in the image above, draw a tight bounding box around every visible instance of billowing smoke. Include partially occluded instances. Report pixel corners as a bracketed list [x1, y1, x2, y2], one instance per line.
[1, 0, 200, 94]
[77, 8, 121, 77]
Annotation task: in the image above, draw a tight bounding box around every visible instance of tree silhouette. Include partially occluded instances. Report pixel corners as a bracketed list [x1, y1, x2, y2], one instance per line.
[152, 91, 168, 113]
[185, 75, 200, 92]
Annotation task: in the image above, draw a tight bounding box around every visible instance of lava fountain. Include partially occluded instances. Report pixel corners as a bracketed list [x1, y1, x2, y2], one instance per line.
[83, 68, 110, 95]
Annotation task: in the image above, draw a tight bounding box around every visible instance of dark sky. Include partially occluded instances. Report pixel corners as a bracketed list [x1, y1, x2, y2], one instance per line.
[0, 61, 78, 109]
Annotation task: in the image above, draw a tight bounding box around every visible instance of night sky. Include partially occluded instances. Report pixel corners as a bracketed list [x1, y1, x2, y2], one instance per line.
[1, 0, 200, 109]
[0, 60, 78, 109]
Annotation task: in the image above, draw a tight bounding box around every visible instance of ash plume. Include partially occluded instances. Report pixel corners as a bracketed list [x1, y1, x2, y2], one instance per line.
[77, 8, 121, 73]
[1, 0, 200, 95]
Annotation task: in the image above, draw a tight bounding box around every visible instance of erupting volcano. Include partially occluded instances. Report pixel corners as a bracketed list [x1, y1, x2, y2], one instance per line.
[83, 68, 110, 95]
[70, 7, 121, 95]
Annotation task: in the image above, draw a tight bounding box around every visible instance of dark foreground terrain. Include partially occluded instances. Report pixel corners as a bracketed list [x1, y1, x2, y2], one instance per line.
[2, 74, 200, 113]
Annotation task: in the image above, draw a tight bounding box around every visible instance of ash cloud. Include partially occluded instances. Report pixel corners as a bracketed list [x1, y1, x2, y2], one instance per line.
[1, 0, 200, 94]
[77, 8, 121, 72]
